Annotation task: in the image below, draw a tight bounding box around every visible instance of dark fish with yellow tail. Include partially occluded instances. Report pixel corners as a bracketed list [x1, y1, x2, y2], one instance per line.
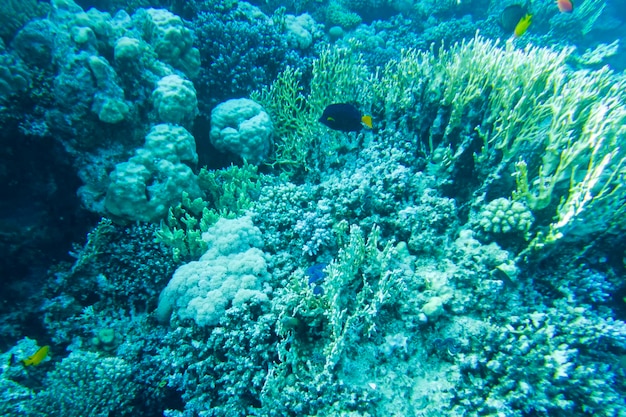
[319, 103, 373, 132]
[500, 4, 527, 33]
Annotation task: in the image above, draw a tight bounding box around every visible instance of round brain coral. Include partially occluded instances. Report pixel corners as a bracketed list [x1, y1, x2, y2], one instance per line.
[152, 74, 198, 126]
[209, 98, 274, 165]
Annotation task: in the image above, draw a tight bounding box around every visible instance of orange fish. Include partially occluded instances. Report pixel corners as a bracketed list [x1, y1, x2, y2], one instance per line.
[557, 0, 573, 13]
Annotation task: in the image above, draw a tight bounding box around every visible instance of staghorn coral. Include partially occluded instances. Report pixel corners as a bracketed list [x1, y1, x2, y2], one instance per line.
[265, 224, 413, 415]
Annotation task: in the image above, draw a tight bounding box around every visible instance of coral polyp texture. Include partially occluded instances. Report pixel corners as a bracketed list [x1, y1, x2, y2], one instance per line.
[152, 74, 198, 126]
[1, 0, 625, 416]
[477, 197, 534, 236]
[105, 123, 200, 222]
[156, 216, 270, 327]
[209, 98, 274, 165]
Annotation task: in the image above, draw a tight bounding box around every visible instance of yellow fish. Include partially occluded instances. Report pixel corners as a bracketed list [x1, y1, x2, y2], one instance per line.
[22, 345, 50, 366]
[514, 14, 532, 37]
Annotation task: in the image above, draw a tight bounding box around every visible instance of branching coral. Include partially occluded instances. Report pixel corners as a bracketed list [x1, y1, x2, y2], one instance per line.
[456, 302, 626, 415]
[252, 44, 371, 172]
[319, 224, 407, 376]
[261, 35, 625, 255]
[32, 351, 138, 416]
[193, 2, 302, 111]
[513, 70, 626, 249]
[250, 66, 311, 170]
[272, 223, 410, 384]
[370, 36, 626, 253]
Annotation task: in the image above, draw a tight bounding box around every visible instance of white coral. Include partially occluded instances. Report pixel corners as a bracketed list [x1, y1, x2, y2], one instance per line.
[156, 216, 270, 327]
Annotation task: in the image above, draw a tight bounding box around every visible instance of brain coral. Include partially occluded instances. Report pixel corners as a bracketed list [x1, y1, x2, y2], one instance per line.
[209, 98, 274, 165]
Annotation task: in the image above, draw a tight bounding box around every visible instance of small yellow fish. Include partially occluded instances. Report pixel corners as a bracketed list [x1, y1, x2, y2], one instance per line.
[362, 115, 373, 129]
[22, 345, 50, 366]
[514, 14, 532, 38]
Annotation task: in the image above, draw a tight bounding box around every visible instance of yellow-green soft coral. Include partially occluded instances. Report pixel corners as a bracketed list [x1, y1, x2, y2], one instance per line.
[260, 35, 626, 254]
[377, 37, 626, 252]
[252, 45, 370, 173]
[157, 163, 263, 261]
[512, 70, 626, 249]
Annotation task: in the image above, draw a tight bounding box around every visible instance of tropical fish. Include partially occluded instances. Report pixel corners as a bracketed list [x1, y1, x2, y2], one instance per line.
[22, 345, 50, 366]
[557, 0, 573, 13]
[514, 14, 532, 37]
[500, 4, 527, 33]
[319, 103, 373, 132]
[306, 263, 327, 296]
[306, 263, 327, 285]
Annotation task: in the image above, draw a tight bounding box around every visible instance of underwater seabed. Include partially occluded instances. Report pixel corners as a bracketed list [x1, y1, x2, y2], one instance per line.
[0, 0, 625, 416]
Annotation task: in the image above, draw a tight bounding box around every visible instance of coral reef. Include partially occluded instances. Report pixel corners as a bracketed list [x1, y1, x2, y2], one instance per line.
[156, 162, 264, 261]
[192, 2, 311, 112]
[455, 301, 626, 415]
[32, 351, 137, 416]
[2, 1, 625, 416]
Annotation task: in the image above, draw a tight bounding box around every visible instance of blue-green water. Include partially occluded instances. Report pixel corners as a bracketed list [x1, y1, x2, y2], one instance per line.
[1, 0, 625, 415]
